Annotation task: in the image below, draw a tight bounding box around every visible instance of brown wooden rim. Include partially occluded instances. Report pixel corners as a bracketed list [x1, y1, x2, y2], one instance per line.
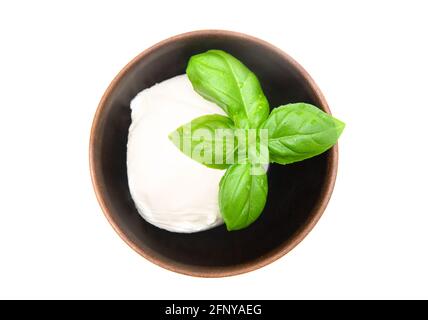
[89, 29, 338, 277]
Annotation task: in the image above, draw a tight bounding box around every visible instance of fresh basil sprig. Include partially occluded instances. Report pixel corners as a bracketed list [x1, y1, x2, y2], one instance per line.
[170, 50, 345, 231]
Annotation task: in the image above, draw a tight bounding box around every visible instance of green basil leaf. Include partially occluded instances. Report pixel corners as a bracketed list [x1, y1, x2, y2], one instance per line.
[169, 114, 236, 169]
[219, 163, 268, 231]
[262, 103, 345, 164]
[186, 50, 269, 129]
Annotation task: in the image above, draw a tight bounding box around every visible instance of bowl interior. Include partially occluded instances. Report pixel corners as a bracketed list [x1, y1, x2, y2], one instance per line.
[91, 32, 333, 275]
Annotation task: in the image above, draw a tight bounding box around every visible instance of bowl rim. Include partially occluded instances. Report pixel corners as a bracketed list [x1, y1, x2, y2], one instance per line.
[89, 29, 338, 278]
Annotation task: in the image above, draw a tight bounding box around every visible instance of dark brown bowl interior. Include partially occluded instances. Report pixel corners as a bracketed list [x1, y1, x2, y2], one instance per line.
[90, 30, 337, 277]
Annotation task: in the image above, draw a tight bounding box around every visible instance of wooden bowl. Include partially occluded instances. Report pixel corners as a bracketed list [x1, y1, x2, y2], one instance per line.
[90, 30, 338, 277]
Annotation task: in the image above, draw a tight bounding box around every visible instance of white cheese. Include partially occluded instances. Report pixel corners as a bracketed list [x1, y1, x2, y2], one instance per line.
[127, 75, 225, 233]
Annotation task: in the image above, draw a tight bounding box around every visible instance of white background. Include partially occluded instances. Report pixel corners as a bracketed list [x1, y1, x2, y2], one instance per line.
[1, 0, 427, 299]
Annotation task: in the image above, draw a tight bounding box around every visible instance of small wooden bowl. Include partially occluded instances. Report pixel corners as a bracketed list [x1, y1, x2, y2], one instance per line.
[90, 30, 338, 277]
